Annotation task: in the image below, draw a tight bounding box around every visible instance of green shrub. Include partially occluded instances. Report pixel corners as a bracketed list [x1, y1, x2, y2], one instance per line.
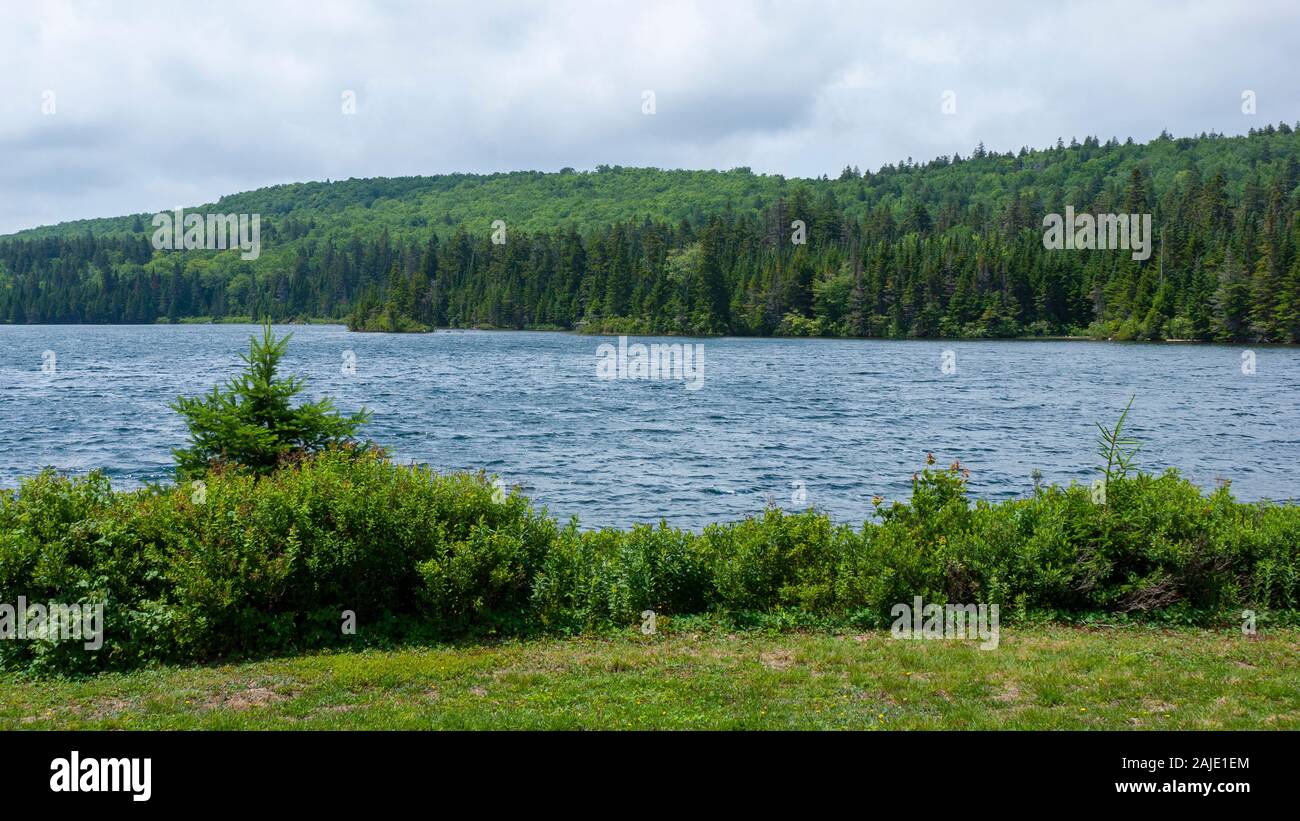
[1, 450, 1297, 675]
[415, 485, 557, 634]
[709, 507, 848, 614]
[531, 523, 714, 631]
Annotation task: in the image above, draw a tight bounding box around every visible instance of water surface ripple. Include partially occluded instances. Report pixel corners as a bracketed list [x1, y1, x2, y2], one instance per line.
[1, 325, 1296, 529]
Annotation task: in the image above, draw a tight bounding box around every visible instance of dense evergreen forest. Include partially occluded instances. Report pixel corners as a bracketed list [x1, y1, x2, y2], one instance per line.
[4, 124, 1300, 341]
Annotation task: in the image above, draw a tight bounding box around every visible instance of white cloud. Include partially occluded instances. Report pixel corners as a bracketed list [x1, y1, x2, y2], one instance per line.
[1, 0, 1298, 233]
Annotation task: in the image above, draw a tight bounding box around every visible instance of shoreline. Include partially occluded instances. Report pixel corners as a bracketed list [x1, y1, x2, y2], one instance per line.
[5, 320, 1299, 347]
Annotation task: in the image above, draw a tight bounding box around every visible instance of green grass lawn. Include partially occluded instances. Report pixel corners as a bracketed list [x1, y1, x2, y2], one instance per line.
[2, 625, 1296, 730]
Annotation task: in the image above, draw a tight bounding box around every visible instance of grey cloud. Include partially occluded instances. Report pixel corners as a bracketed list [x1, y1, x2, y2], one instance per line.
[1, 0, 1298, 234]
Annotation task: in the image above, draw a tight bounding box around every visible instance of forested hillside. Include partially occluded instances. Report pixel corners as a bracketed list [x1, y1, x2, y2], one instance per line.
[3, 124, 1300, 341]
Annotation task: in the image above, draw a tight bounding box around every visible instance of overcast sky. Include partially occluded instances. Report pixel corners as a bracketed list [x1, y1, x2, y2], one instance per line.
[2, 0, 1298, 235]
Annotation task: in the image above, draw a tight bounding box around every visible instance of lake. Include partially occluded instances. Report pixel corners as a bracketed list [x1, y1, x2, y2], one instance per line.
[1, 324, 1296, 529]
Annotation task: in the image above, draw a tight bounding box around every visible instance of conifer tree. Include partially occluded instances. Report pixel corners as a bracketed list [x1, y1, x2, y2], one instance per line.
[171, 323, 370, 479]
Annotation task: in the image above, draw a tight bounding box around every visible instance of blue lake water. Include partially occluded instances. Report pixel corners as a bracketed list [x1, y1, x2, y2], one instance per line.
[0, 324, 1296, 529]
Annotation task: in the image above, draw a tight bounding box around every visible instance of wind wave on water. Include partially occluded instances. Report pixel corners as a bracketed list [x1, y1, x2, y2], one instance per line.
[1, 325, 1297, 529]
